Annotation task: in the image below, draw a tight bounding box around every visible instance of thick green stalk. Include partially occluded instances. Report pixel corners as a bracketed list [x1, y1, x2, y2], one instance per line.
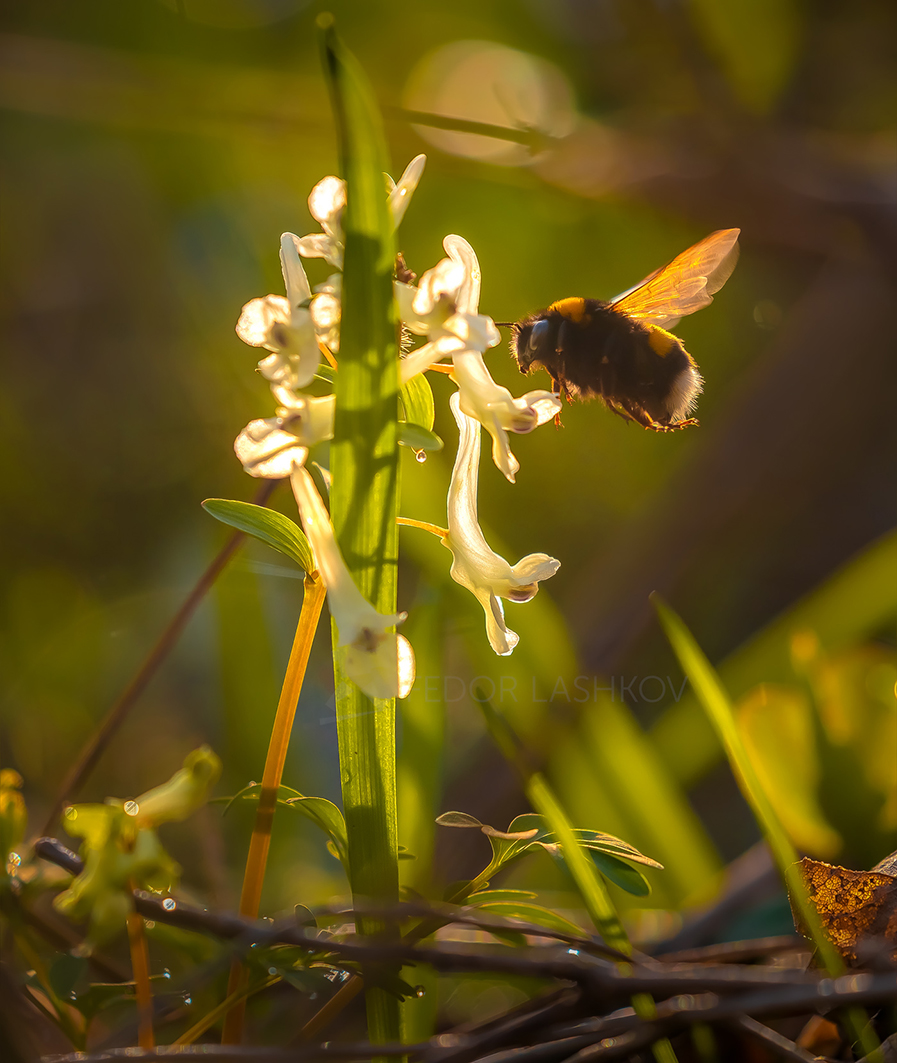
[320, 19, 401, 1044]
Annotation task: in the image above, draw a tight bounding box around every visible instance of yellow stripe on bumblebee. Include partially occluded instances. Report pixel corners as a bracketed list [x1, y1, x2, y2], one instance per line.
[548, 297, 590, 323]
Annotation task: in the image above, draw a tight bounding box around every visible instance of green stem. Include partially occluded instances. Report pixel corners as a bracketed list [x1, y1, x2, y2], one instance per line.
[320, 18, 402, 1045]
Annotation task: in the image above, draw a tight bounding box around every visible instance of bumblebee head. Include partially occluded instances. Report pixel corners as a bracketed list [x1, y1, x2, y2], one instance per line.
[511, 316, 552, 373]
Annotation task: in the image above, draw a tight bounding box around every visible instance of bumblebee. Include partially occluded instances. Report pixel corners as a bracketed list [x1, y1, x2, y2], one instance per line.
[509, 229, 740, 431]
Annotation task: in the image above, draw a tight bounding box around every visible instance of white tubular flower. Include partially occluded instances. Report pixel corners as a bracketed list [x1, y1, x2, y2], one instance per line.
[397, 235, 560, 479]
[236, 234, 320, 389]
[294, 176, 346, 268]
[294, 155, 426, 270]
[452, 349, 561, 483]
[386, 153, 427, 228]
[290, 465, 415, 699]
[444, 393, 560, 656]
[397, 235, 500, 382]
[234, 392, 335, 478]
[310, 273, 342, 353]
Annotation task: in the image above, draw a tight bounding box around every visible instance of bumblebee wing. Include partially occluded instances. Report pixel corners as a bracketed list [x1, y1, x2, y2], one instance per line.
[611, 228, 740, 329]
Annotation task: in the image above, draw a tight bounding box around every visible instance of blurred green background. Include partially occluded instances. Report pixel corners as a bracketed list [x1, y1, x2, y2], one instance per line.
[1, 0, 895, 938]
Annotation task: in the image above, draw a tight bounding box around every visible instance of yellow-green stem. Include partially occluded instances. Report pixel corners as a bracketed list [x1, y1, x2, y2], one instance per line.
[178, 974, 280, 1045]
[396, 517, 448, 538]
[125, 894, 154, 1049]
[221, 573, 326, 1044]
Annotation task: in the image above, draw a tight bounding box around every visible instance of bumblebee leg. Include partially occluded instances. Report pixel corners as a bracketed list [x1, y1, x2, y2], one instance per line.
[551, 372, 573, 426]
[605, 402, 636, 426]
[620, 399, 697, 431]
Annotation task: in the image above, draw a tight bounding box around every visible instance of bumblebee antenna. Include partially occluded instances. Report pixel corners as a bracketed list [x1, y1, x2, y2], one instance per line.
[494, 321, 514, 328]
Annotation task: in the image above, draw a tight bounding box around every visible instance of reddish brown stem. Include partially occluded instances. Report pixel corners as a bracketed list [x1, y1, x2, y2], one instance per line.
[42, 479, 279, 834]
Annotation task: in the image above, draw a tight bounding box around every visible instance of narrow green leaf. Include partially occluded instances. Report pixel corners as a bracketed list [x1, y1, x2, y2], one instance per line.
[464, 888, 537, 904]
[210, 781, 301, 815]
[587, 851, 651, 897]
[202, 499, 314, 575]
[399, 373, 435, 432]
[284, 795, 350, 869]
[575, 831, 664, 869]
[470, 900, 586, 937]
[397, 423, 443, 453]
[436, 811, 484, 828]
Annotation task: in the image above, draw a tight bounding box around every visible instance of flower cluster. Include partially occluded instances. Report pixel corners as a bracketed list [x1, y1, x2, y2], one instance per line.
[54, 747, 221, 950]
[234, 157, 560, 697]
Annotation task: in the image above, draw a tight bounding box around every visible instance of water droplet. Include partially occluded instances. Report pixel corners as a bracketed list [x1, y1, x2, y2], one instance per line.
[250, 942, 259, 949]
[182, 995, 192, 1006]
[268, 967, 278, 976]
[162, 968, 171, 979]
[162, 898, 177, 911]
[7, 852, 21, 868]
[123, 800, 139, 817]
[566, 948, 580, 957]
[309, 993, 318, 1000]
[413, 985, 426, 998]
[414, 450, 427, 464]
[64, 807, 77, 820]
[144, 920, 155, 929]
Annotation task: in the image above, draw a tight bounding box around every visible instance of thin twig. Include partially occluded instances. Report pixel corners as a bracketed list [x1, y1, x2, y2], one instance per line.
[42, 1043, 422, 1063]
[727, 1014, 824, 1062]
[656, 935, 806, 965]
[42, 478, 280, 834]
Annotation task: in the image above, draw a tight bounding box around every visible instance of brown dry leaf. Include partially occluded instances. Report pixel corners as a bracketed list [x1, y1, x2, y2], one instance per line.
[795, 854, 897, 965]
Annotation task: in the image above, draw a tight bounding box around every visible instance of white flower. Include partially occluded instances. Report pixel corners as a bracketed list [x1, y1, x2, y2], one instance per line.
[397, 235, 500, 381]
[443, 393, 560, 655]
[290, 465, 415, 699]
[310, 273, 342, 353]
[293, 175, 346, 268]
[451, 349, 560, 483]
[234, 392, 335, 478]
[236, 234, 320, 390]
[397, 236, 560, 481]
[386, 154, 427, 229]
[294, 155, 427, 270]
